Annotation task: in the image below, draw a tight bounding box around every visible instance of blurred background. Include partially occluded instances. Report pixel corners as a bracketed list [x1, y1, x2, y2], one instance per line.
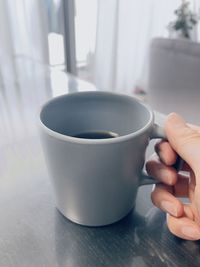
[1, 0, 200, 123]
[1, 0, 199, 91]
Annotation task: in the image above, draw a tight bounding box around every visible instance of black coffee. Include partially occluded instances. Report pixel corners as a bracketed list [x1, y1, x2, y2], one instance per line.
[74, 131, 119, 139]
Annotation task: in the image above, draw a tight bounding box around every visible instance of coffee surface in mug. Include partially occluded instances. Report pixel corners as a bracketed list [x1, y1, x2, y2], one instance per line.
[73, 131, 119, 139]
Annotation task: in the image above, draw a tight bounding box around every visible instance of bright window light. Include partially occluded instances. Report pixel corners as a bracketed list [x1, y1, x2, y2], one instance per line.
[48, 32, 65, 66]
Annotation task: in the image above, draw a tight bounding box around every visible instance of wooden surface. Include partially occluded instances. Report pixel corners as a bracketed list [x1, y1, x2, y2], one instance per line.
[0, 58, 200, 267]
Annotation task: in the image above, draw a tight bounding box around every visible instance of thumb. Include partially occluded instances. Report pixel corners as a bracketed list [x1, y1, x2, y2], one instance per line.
[165, 113, 200, 177]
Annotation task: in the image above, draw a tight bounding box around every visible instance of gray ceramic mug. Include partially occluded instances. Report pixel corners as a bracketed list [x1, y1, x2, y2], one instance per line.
[39, 91, 166, 226]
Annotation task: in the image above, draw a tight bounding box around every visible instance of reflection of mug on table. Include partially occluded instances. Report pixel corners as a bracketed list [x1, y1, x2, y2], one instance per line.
[39, 91, 165, 226]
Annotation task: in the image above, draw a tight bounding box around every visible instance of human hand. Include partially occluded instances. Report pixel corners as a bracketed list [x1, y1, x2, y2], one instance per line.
[146, 113, 200, 240]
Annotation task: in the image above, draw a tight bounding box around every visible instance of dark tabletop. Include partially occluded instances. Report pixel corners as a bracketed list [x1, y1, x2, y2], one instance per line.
[0, 58, 199, 267]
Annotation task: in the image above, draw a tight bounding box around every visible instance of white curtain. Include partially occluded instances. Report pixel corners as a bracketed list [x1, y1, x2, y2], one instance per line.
[94, 0, 200, 93]
[0, 0, 51, 145]
[0, 0, 49, 82]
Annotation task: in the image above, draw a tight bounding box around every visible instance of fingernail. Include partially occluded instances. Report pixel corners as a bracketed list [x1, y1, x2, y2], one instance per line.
[158, 169, 174, 185]
[181, 226, 200, 240]
[160, 201, 178, 217]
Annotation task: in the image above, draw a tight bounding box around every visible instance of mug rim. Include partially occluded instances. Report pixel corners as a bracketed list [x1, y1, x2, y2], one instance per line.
[39, 91, 154, 144]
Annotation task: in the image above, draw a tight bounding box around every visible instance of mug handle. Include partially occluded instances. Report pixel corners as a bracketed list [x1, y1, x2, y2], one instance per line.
[139, 124, 184, 186]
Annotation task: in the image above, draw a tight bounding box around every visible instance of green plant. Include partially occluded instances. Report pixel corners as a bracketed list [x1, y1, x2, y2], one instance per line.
[168, 1, 199, 39]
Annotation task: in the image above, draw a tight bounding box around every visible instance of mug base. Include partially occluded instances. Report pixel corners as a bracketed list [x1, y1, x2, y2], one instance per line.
[56, 205, 135, 227]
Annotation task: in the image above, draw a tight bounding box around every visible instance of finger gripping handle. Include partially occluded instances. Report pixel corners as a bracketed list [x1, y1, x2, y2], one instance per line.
[140, 123, 184, 186]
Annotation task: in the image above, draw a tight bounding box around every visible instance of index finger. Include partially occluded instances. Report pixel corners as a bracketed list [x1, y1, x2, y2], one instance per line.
[155, 140, 177, 166]
[156, 141, 192, 172]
